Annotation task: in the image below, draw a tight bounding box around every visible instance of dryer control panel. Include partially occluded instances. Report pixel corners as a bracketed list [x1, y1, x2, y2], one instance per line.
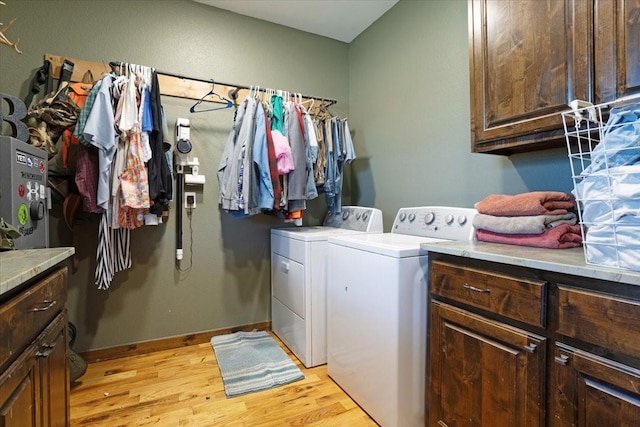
[392, 206, 477, 240]
[323, 206, 383, 232]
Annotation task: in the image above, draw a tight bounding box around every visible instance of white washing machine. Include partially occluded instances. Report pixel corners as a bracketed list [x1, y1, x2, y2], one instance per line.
[327, 206, 477, 427]
[271, 206, 383, 368]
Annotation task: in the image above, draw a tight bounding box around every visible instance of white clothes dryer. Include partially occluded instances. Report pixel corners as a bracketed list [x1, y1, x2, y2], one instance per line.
[271, 206, 383, 368]
[327, 206, 477, 427]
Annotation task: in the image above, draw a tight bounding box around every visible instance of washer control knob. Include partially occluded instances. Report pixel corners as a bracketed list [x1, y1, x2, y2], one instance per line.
[342, 210, 350, 220]
[445, 214, 454, 225]
[458, 215, 467, 225]
[398, 212, 407, 222]
[356, 212, 362, 220]
[408, 213, 416, 222]
[424, 212, 435, 225]
[362, 212, 369, 221]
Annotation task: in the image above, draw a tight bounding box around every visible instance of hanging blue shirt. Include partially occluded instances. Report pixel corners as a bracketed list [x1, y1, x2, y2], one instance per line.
[252, 103, 274, 210]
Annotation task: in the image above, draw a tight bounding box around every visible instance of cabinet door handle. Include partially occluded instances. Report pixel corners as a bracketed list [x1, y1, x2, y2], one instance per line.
[36, 343, 56, 358]
[31, 299, 56, 312]
[462, 283, 490, 293]
[524, 343, 537, 353]
[555, 354, 570, 365]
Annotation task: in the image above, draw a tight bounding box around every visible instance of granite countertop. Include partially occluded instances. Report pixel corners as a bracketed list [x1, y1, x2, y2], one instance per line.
[0, 247, 75, 296]
[420, 241, 640, 286]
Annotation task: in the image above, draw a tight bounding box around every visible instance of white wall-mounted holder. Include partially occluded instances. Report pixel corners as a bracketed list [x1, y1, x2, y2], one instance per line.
[185, 157, 206, 185]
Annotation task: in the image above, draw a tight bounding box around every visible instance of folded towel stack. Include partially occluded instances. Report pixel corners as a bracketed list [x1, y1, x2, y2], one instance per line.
[473, 191, 582, 249]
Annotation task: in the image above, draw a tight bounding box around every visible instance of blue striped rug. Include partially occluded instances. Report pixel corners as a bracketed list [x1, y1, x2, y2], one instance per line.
[210, 331, 304, 398]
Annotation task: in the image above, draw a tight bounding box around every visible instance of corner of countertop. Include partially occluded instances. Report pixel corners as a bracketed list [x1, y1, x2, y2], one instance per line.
[0, 247, 75, 296]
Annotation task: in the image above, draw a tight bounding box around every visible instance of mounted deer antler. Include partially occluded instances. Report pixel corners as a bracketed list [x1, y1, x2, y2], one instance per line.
[0, 2, 22, 54]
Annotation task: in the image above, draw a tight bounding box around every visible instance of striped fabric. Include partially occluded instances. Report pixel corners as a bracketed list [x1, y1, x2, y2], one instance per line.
[95, 212, 113, 290]
[111, 227, 131, 274]
[210, 331, 304, 398]
[95, 212, 132, 290]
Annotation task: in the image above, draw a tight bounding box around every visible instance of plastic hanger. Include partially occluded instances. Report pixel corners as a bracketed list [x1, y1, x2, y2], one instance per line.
[189, 80, 234, 113]
[249, 85, 260, 99]
[299, 94, 315, 114]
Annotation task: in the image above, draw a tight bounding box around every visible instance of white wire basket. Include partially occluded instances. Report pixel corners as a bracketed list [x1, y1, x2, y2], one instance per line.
[562, 98, 640, 272]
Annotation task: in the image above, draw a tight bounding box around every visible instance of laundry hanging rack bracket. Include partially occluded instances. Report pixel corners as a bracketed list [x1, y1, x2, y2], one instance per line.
[44, 53, 337, 113]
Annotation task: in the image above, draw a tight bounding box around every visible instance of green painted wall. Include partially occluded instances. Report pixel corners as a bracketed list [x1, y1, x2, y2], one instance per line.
[347, 0, 573, 228]
[1, 0, 574, 352]
[0, 0, 349, 352]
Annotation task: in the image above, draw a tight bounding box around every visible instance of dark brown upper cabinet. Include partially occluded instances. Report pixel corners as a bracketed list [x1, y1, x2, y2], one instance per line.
[469, 0, 640, 155]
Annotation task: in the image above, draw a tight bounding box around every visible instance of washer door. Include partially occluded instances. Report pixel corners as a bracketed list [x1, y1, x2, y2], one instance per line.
[271, 253, 305, 319]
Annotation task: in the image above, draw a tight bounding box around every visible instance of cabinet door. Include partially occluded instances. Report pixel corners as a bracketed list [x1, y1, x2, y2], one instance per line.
[38, 312, 69, 427]
[469, 0, 591, 154]
[429, 301, 546, 427]
[594, 0, 640, 102]
[551, 343, 640, 427]
[0, 344, 40, 427]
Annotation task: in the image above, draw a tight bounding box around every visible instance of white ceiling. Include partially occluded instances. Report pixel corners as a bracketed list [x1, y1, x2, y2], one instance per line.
[193, 0, 398, 43]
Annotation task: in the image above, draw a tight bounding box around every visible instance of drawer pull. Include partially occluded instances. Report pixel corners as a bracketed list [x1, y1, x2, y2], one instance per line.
[36, 343, 56, 358]
[555, 354, 570, 366]
[32, 299, 56, 312]
[462, 283, 491, 293]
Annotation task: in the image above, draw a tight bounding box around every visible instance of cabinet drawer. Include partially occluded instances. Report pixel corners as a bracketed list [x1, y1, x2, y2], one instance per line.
[430, 260, 547, 327]
[557, 286, 640, 357]
[0, 267, 67, 371]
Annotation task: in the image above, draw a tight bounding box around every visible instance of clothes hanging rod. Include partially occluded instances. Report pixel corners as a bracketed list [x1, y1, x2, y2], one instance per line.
[108, 60, 337, 106]
[161, 70, 337, 106]
[44, 54, 338, 109]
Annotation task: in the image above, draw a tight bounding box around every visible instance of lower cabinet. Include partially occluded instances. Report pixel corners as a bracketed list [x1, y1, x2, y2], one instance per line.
[551, 284, 640, 426]
[428, 253, 640, 427]
[429, 301, 546, 427]
[551, 343, 640, 426]
[39, 311, 69, 427]
[0, 344, 38, 426]
[0, 311, 68, 427]
[0, 267, 69, 427]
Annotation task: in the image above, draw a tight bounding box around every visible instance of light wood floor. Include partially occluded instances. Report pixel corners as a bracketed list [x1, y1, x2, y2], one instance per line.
[70, 333, 378, 426]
